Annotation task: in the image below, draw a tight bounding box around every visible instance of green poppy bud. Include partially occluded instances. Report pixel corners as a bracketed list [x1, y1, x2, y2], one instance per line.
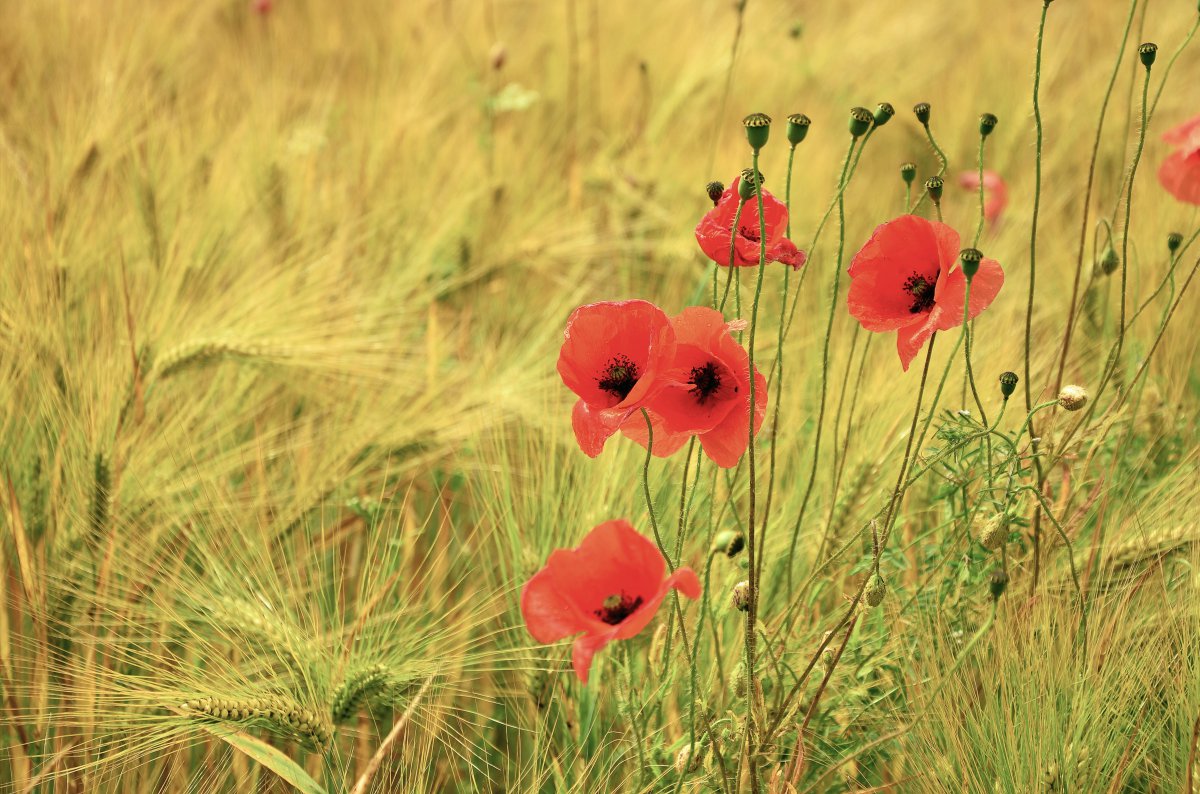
[737, 168, 763, 201]
[979, 112, 998, 137]
[960, 247, 983, 279]
[732, 580, 751, 611]
[873, 102, 895, 127]
[913, 102, 931, 125]
[706, 181, 725, 206]
[864, 573, 887, 607]
[989, 569, 1009, 600]
[1167, 232, 1183, 253]
[900, 162, 917, 185]
[848, 107, 873, 138]
[999, 371, 1018, 399]
[713, 529, 745, 557]
[925, 175, 943, 204]
[786, 113, 811, 146]
[1099, 246, 1120, 276]
[1139, 42, 1157, 68]
[742, 112, 771, 151]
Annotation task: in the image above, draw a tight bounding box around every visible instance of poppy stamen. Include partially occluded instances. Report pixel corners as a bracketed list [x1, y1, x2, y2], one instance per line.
[689, 361, 723, 404]
[596, 355, 640, 400]
[595, 592, 644, 625]
[902, 271, 938, 313]
[739, 225, 761, 243]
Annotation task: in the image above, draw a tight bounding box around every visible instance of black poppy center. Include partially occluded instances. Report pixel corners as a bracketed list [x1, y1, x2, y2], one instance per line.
[739, 225, 761, 243]
[597, 355, 640, 400]
[595, 592, 643, 625]
[902, 271, 938, 314]
[689, 361, 724, 405]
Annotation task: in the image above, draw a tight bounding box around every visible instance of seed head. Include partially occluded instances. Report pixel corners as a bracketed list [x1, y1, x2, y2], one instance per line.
[1058, 384, 1089, 412]
[849, 107, 873, 138]
[999, 371, 1018, 399]
[738, 168, 764, 201]
[1099, 246, 1120, 276]
[742, 112, 772, 150]
[786, 113, 811, 146]
[980, 514, 1008, 551]
[713, 529, 745, 557]
[989, 569, 1009, 600]
[960, 247, 983, 279]
[1167, 231, 1183, 253]
[675, 744, 704, 774]
[979, 112, 998, 137]
[873, 102, 895, 127]
[900, 162, 917, 185]
[732, 580, 751, 611]
[913, 102, 931, 125]
[864, 573, 887, 607]
[925, 176, 944, 204]
[1139, 42, 1158, 68]
[706, 180, 725, 206]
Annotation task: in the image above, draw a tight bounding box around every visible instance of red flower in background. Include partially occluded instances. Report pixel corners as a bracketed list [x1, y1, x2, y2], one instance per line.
[957, 170, 1009, 227]
[695, 177, 807, 269]
[847, 216, 1004, 371]
[521, 519, 701, 683]
[252, 0, 273, 14]
[623, 307, 766, 468]
[1158, 113, 1200, 205]
[558, 301, 676, 457]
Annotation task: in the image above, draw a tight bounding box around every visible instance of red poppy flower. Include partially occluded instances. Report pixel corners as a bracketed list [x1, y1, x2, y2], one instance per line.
[521, 519, 701, 683]
[621, 307, 767, 468]
[695, 177, 807, 269]
[957, 170, 1009, 227]
[1158, 113, 1200, 205]
[558, 300, 676, 457]
[847, 216, 1004, 371]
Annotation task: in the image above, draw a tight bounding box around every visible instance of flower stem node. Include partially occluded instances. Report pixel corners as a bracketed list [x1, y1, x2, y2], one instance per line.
[999, 371, 1018, 399]
[924, 176, 944, 204]
[1099, 246, 1120, 276]
[959, 247, 983, 279]
[979, 112, 998, 137]
[1139, 42, 1158, 68]
[786, 113, 811, 146]
[864, 573, 887, 607]
[737, 168, 764, 201]
[742, 112, 772, 151]
[848, 107, 873, 138]
[989, 570, 1009, 601]
[706, 181, 725, 206]
[732, 580, 751, 612]
[900, 162, 917, 185]
[1167, 232, 1183, 253]
[873, 102, 895, 127]
[913, 102, 931, 125]
[1058, 384, 1089, 411]
[713, 529, 746, 558]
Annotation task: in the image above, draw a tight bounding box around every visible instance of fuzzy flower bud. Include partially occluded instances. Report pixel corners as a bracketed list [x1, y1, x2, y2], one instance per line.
[913, 102, 931, 125]
[999, 371, 1018, 399]
[900, 162, 917, 185]
[1139, 42, 1158, 68]
[1099, 246, 1120, 276]
[925, 176, 944, 204]
[732, 580, 751, 611]
[979, 112, 998, 137]
[713, 529, 745, 557]
[960, 247, 983, 279]
[989, 569, 1009, 600]
[706, 181, 725, 206]
[1167, 232, 1183, 253]
[980, 514, 1008, 551]
[1058, 385, 1089, 412]
[848, 107, 873, 138]
[786, 113, 811, 146]
[873, 102, 895, 127]
[743, 112, 772, 151]
[864, 573, 887, 607]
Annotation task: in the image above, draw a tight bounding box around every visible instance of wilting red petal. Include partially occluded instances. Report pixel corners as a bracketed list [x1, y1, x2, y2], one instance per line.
[571, 400, 631, 458]
[1159, 150, 1200, 205]
[1163, 113, 1200, 153]
[695, 177, 804, 268]
[771, 238, 808, 270]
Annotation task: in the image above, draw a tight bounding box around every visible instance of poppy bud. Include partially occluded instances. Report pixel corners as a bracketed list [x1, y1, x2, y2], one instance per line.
[979, 112, 998, 137]
[999, 371, 1018, 399]
[488, 42, 507, 71]
[738, 168, 764, 201]
[959, 247, 983, 279]
[925, 176, 943, 204]
[848, 107, 873, 138]
[1099, 246, 1120, 276]
[913, 102, 931, 125]
[1138, 42, 1157, 68]
[864, 573, 887, 607]
[742, 112, 772, 151]
[1167, 232, 1183, 253]
[980, 514, 1008, 550]
[732, 580, 751, 611]
[900, 162, 917, 185]
[989, 569, 1008, 600]
[706, 181, 725, 206]
[786, 113, 811, 146]
[713, 529, 745, 557]
[873, 102, 895, 127]
[1058, 384, 1089, 411]
[675, 744, 703, 774]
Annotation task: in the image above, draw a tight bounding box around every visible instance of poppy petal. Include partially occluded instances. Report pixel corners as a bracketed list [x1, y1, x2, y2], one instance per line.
[770, 238, 808, 269]
[1159, 150, 1200, 205]
[620, 408, 693, 458]
[934, 257, 1005, 331]
[896, 309, 941, 371]
[571, 400, 629, 458]
[571, 631, 617, 684]
[847, 216, 952, 331]
[521, 566, 593, 645]
[1163, 113, 1200, 151]
[612, 565, 702, 641]
[696, 366, 767, 468]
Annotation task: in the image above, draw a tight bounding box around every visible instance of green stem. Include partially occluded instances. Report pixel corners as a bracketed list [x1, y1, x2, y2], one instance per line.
[640, 409, 669, 562]
[973, 134, 987, 246]
[718, 200, 747, 310]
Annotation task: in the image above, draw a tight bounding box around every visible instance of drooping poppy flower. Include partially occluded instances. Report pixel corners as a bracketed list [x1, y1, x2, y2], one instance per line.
[695, 176, 807, 269]
[1158, 113, 1200, 205]
[557, 300, 676, 457]
[847, 215, 1004, 371]
[521, 519, 701, 683]
[957, 170, 1009, 227]
[622, 307, 767, 468]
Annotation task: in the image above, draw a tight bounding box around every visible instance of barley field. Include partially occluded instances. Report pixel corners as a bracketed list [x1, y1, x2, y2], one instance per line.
[2, 1, 1199, 792]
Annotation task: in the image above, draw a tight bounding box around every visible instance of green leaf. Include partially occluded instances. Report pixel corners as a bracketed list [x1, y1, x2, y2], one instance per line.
[195, 722, 328, 794]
